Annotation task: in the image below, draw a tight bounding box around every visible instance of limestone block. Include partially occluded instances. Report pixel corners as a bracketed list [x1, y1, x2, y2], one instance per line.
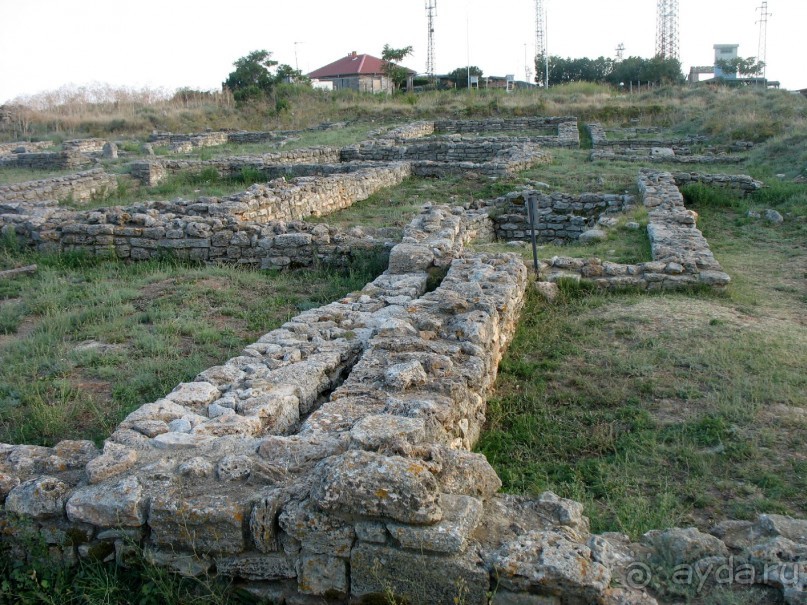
[278, 497, 355, 557]
[85, 442, 138, 484]
[387, 494, 483, 554]
[388, 243, 435, 274]
[491, 592, 561, 605]
[298, 554, 349, 597]
[431, 447, 502, 499]
[237, 389, 299, 434]
[641, 527, 729, 565]
[699, 270, 731, 286]
[250, 489, 288, 553]
[166, 382, 220, 408]
[52, 440, 100, 468]
[120, 399, 194, 427]
[130, 419, 169, 437]
[216, 454, 253, 481]
[0, 473, 20, 502]
[216, 554, 296, 581]
[66, 476, 146, 527]
[311, 450, 442, 525]
[152, 432, 214, 450]
[578, 229, 607, 243]
[5, 476, 70, 519]
[191, 414, 262, 437]
[256, 433, 348, 473]
[490, 528, 610, 600]
[349, 415, 427, 451]
[149, 493, 246, 555]
[757, 514, 807, 544]
[384, 360, 428, 391]
[178, 457, 214, 479]
[351, 543, 490, 605]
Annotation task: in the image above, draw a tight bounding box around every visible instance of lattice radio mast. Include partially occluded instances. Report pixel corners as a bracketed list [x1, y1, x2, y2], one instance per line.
[426, 0, 437, 80]
[655, 0, 680, 60]
[615, 43, 625, 62]
[756, 1, 772, 79]
[535, 0, 547, 86]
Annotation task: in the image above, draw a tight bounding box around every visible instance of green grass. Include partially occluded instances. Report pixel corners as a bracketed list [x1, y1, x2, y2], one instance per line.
[0, 167, 81, 186]
[480, 197, 807, 538]
[0, 247, 384, 446]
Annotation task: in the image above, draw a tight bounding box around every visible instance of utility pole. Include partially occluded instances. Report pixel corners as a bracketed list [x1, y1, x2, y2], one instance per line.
[426, 0, 437, 81]
[756, 1, 772, 80]
[655, 0, 679, 60]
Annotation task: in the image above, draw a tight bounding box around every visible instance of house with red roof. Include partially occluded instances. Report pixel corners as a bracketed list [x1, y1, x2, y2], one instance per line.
[308, 52, 414, 94]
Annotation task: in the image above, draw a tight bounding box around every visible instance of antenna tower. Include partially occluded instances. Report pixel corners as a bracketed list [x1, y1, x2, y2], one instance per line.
[756, 1, 771, 79]
[426, 0, 437, 79]
[615, 43, 625, 62]
[655, 0, 679, 60]
[535, 0, 547, 86]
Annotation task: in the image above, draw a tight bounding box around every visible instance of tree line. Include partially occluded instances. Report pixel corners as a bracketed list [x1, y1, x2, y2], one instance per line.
[536, 55, 685, 86]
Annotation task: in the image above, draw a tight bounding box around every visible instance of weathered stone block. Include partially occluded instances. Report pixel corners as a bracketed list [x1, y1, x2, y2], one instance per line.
[149, 493, 247, 555]
[216, 554, 296, 581]
[351, 543, 490, 605]
[311, 450, 442, 525]
[387, 494, 483, 554]
[297, 554, 348, 597]
[66, 476, 146, 527]
[5, 476, 69, 519]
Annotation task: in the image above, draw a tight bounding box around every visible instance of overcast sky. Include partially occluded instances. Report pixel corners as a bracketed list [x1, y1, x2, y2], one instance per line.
[1, 0, 803, 103]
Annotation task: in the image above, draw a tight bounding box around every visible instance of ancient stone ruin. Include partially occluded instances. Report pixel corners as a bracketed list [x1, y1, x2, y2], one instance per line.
[1, 119, 804, 604]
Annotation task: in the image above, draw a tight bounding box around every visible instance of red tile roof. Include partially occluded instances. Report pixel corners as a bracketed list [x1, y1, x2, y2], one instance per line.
[308, 53, 413, 79]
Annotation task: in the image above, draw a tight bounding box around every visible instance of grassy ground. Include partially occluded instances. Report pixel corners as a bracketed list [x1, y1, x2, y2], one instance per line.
[0, 246, 384, 446]
[1, 85, 805, 604]
[478, 181, 807, 539]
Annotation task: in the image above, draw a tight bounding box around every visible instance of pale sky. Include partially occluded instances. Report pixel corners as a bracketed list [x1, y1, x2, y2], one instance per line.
[1, 0, 804, 104]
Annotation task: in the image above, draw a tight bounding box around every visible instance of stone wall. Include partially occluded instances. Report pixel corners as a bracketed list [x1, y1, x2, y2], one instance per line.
[130, 147, 342, 186]
[1, 164, 412, 265]
[591, 148, 745, 164]
[0, 150, 92, 170]
[0, 141, 54, 155]
[490, 190, 635, 242]
[375, 121, 436, 140]
[540, 170, 731, 291]
[672, 171, 763, 195]
[434, 117, 580, 148]
[63, 138, 106, 154]
[340, 140, 550, 176]
[2, 204, 662, 604]
[0, 168, 121, 204]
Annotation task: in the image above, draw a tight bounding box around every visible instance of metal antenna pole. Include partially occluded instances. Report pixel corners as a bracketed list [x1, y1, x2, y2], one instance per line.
[426, 0, 437, 80]
[535, 0, 546, 85]
[756, 1, 772, 80]
[655, 0, 679, 59]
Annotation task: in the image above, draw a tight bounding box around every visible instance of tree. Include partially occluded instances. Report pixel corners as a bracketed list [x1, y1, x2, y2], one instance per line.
[381, 45, 414, 92]
[715, 56, 765, 78]
[605, 56, 684, 86]
[223, 50, 279, 104]
[446, 66, 483, 88]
